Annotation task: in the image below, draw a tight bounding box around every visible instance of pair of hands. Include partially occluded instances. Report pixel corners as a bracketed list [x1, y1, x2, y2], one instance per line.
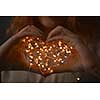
[0, 25, 96, 75]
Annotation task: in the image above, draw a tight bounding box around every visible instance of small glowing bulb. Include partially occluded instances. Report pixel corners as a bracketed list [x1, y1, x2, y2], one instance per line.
[61, 60, 64, 63]
[44, 68, 47, 71]
[29, 59, 32, 62]
[28, 39, 31, 42]
[65, 45, 68, 48]
[53, 44, 56, 47]
[29, 55, 33, 59]
[35, 43, 38, 45]
[37, 38, 39, 40]
[48, 68, 51, 70]
[70, 46, 73, 49]
[42, 42, 45, 44]
[68, 50, 71, 54]
[62, 49, 65, 52]
[25, 49, 30, 53]
[28, 46, 31, 49]
[59, 58, 62, 61]
[40, 48, 43, 51]
[58, 41, 62, 46]
[45, 62, 48, 67]
[43, 46, 47, 49]
[37, 51, 39, 53]
[22, 39, 26, 42]
[50, 46, 52, 49]
[64, 56, 67, 58]
[53, 55, 56, 57]
[26, 36, 29, 39]
[44, 53, 47, 57]
[31, 46, 34, 50]
[36, 45, 39, 48]
[30, 63, 33, 66]
[48, 48, 51, 51]
[54, 60, 57, 62]
[39, 53, 42, 55]
[29, 52, 32, 55]
[57, 53, 60, 56]
[45, 49, 48, 52]
[28, 43, 32, 48]
[38, 64, 41, 66]
[66, 50, 69, 53]
[50, 70, 53, 73]
[38, 56, 42, 60]
[30, 38, 33, 41]
[41, 65, 45, 68]
[35, 58, 38, 64]
[60, 47, 62, 49]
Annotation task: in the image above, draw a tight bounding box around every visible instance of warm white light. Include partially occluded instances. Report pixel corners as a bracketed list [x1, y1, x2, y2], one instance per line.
[22, 36, 73, 75]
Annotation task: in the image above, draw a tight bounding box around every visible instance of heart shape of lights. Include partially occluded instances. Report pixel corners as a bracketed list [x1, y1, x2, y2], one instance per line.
[20, 35, 74, 76]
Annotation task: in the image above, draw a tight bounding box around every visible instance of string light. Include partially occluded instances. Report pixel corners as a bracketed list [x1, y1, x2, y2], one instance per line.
[26, 36, 29, 39]
[21, 36, 73, 76]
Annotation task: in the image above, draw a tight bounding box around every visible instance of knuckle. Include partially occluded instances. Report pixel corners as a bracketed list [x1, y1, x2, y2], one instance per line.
[56, 25, 64, 30]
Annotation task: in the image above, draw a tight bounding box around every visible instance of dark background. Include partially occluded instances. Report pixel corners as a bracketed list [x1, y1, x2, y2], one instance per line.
[0, 16, 12, 45]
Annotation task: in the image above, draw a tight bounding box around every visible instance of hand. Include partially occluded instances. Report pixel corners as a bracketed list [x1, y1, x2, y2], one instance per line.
[0, 25, 43, 72]
[0, 25, 96, 76]
[47, 25, 96, 72]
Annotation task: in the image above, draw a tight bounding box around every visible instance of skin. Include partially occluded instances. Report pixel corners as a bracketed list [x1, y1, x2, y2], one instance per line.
[47, 26, 96, 71]
[0, 25, 43, 71]
[0, 17, 97, 76]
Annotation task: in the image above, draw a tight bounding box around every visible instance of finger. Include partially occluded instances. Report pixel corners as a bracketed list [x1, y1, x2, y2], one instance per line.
[47, 34, 95, 69]
[16, 25, 43, 38]
[47, 25, 79, 40]
[0, 25, 43, 53]
[47, 35, 73, 44]
[62, 27, 80, 39]
[47, 26, 63, 39]
[47, 35, 64, 42]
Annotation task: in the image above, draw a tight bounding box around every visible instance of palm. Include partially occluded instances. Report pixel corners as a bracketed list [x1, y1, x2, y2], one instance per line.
[0, 25, 96, 76]
[47, 26, 96, 72]
[0, 25, 43, 71]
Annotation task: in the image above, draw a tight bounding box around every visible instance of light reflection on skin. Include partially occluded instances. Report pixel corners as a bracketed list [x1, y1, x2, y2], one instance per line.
[21, 36, 73, 76]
